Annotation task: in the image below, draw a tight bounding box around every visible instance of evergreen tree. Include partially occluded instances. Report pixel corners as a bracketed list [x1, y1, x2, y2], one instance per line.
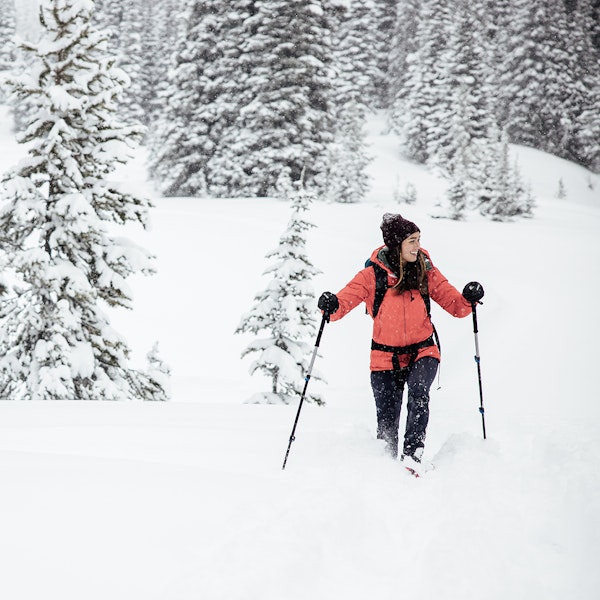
[212, 0, 335, 198]
[333, 0, 382, 109]
[564, 0, 600, 170]
[394, 180, 417, 205]
[431, 2, 496, 172]
[0, 0, 27, 117]
[480, 0, 513, 119]
[146, 342, 171, 399]
[576, 79, 600, 172]
[92, 0, 124, 34]
[139, 0, 183, 126]
[326, 100, 372, 203]
[116, 0, 146, 125]
[147, 0, 225, 197]
[0, 0, 16, 75]
[93, 0, 146, 125]
[391, 0, 454, 163]
[591, 0, 600, 51]
[0, 0, 168, 401]
[478, 129, 535, 221]
[198, 0, 264, 197]
[369, 0, 409, 108]
[339, 0, 386, 109]
[393, 0, 497, 181]
[444, 178, 468, 221]
[147, 0, 253, 197]
[326, 0, 373, 203]
[236, 179, 323, 405]
[497, 0, 577, 158]
[0, 0, 16, 105]
[387, 0, 421, 112]
[556, 177, 567, 199]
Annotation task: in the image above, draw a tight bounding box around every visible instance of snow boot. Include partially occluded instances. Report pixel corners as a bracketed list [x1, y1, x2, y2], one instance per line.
[401, 451, 434, 478]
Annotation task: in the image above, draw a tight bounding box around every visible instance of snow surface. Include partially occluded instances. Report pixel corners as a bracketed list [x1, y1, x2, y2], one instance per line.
[0, 104, 599, 599]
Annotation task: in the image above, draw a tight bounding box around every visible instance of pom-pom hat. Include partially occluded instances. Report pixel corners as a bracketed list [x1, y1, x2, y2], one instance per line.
[380, 213, 420, 249]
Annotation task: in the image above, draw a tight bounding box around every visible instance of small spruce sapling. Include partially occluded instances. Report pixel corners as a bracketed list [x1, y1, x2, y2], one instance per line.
[236, 178, 324, 405]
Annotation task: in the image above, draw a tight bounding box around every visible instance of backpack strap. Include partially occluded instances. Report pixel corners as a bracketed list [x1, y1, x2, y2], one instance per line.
[365, 260, 388, 318]
[366, 257, 431, 319]
[365, 253, 441, 360]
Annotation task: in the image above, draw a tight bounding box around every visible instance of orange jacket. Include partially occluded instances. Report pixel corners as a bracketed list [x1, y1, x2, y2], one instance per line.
[329, 246, 472, 371]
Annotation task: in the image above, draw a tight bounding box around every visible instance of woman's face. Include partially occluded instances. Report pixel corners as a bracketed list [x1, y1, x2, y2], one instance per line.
[401, 232, 421, 263]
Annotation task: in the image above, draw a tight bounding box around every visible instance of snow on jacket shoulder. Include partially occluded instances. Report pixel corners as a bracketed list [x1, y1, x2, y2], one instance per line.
[329, 246, 471, 371]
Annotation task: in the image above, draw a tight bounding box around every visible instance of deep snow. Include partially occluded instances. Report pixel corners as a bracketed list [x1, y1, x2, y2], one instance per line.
[0, 104, 599, 599]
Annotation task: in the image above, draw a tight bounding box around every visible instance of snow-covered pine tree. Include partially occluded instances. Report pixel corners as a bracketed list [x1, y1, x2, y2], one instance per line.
[497, 0, 578, 159]
[372, 0, 401, 108]
[147, 0, 228, 197]
[197, 0, 265, 198]
[387, 0, 421, 113]
[0, 0, 16, 72]
[393, 180, 417, 205]
[480, 0, 512, 118]
[139, 0, 183, 128]
[0, 0, 168, 401]
[430, 2, 496, 173]
[93, 0, 146, 126]
[556, 178, 567, 200]
[211, 0, 335, 198]
[563, 0, 600, 171]
[478, 128, 534, 221]
[326, 100, 372, 203]
[146, 342, 171, 399]
[336, 0, 386, 110]
[326, 0, 373, 203]
[391, 0, 454, 163]
[0, 0, 17, 103]
[1, 0, 34, 125]
[235, 178, 324, 405]
[115, 0, 146, 125]
[444, 178, 468, 221]
[92, 0, 123, 32]
[576, 80, 600, 172]
[591, 0, 600, 51]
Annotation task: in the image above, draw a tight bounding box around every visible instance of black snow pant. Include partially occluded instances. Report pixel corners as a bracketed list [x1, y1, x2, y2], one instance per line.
[370, 356, 439, 459]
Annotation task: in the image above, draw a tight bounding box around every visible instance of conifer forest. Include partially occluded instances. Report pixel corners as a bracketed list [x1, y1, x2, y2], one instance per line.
[0, 0, 599, 401]
[2, 0, 599, 209]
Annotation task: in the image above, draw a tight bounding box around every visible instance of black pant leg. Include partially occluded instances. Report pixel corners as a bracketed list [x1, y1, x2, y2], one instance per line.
[403, 357, 439, 459]
[370, 370, 406, 458]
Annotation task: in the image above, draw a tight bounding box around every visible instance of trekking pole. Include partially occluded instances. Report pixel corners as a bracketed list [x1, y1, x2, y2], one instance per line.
[282, 313, 328, 470]
[470, 302, 487, 439]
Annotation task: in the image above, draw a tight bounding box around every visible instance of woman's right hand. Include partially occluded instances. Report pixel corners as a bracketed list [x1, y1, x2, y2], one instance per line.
[318, 292, 339, 318]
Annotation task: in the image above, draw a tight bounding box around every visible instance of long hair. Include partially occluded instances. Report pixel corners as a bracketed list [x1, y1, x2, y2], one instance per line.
[392, 249, 428, 294]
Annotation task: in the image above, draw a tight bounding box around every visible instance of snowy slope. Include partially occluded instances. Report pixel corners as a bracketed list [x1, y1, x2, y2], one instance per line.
[0, 104, 599, 600]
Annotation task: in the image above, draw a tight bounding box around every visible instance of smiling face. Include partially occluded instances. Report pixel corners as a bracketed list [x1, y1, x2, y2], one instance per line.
[400, 232, 421, 263]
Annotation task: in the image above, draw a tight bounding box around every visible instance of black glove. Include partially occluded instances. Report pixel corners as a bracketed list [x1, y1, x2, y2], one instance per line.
[318, 292, 339, 318]
[462, 281, 484, 304]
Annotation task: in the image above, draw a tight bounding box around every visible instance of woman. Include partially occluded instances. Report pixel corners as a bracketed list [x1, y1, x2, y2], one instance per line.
[318, 213, 483, 473]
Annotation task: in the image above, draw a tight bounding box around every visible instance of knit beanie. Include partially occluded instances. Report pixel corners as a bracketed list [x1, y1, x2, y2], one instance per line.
[380, 213, 420, 249]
